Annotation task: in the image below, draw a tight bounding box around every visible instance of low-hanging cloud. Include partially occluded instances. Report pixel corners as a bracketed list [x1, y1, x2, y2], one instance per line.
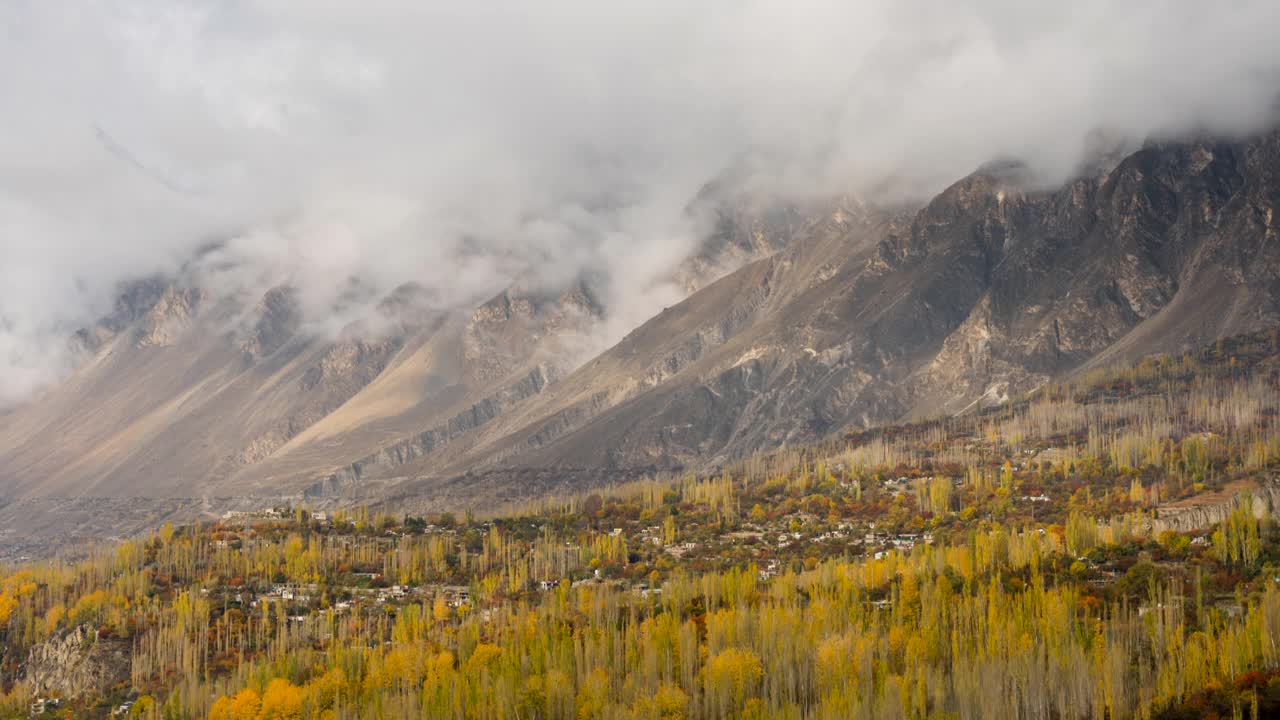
[2, 0, 1279, 406]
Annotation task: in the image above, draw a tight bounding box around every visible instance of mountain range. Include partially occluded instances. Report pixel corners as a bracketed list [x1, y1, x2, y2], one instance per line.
[3, 128, 1279, 554]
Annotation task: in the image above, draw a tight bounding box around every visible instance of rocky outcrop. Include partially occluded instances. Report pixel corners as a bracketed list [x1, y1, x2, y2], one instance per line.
[464, 283, 602, 384]
[1154, 479, 1280, 534]
[72, 276, 170, 353]
[22, 624, 130, 699]
[136, 286, 201, 348]
[239, 286, 302, 359]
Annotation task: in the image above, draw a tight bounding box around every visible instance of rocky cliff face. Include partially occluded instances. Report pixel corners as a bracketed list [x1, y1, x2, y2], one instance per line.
[1154, 479, 1280, 534]
[22, 624, 131, 699]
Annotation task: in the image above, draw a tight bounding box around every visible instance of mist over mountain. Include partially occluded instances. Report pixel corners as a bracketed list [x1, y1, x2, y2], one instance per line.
[12, 5, 1280, 717]
[5, 1, 1280, 560]
[4, 0, 1280, 407]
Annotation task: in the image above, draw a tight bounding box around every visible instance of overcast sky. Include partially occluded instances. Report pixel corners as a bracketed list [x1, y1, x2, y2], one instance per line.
[2, 0, 1279, 405]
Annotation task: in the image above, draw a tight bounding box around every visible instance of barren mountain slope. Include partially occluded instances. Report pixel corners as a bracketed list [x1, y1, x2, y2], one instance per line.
[2, 131, 1279, 540]
[0, 194, 819, 504]
[193, 198, 887, 500]
[0, 284, 408, 497]
[364, 131, 1280, 509]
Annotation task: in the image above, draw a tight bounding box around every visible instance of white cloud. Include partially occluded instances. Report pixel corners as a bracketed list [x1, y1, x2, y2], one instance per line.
[1, 0, 1278, 404]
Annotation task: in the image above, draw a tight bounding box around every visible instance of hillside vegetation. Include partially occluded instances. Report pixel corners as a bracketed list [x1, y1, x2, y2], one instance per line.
[6, 330, 1280, 718]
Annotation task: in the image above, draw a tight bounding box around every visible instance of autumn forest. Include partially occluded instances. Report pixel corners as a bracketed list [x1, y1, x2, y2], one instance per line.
[6, 330, 1280, 719]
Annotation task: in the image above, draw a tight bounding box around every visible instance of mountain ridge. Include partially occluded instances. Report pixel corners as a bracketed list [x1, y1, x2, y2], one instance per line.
[3, 129, 1280, 549]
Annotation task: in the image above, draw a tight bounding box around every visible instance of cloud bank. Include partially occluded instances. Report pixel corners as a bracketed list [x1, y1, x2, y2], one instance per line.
[2, 0, 1279, 405]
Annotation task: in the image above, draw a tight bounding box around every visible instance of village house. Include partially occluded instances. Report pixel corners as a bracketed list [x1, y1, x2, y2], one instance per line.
[758, 559, 781, 581]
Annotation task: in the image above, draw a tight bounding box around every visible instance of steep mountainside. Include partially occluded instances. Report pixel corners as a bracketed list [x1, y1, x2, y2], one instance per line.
[2, 130, 1279, 544]
[0, 194, 824, 508]
[375, 130, 1280, 509]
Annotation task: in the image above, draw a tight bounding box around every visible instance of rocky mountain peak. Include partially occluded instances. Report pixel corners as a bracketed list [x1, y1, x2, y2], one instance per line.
[238, 286, 302, 359]
[135, 286, 201, 348]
